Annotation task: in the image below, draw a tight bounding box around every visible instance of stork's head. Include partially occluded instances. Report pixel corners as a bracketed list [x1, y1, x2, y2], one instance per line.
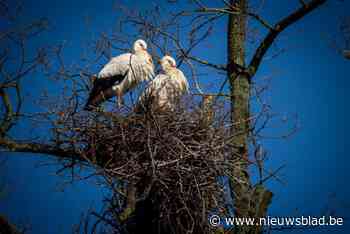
[160, 55, 176, 73]
[133, 39, 148, 53]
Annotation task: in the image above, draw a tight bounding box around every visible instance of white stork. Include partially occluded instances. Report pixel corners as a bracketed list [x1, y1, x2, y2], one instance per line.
[136, 55, 189, 112]
[84, 39, 154, 110]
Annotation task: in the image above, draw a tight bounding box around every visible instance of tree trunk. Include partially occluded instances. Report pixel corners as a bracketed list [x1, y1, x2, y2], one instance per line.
[227, 1, 272, 233]
[227, 0, 251, 208]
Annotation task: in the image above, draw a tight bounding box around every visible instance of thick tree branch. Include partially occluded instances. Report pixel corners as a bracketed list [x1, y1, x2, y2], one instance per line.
[0, 138, 80, 160]
[247, 0, 327, 77]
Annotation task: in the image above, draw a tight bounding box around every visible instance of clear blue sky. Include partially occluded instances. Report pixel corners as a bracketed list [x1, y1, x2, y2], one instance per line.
[1, 0, 349, 233]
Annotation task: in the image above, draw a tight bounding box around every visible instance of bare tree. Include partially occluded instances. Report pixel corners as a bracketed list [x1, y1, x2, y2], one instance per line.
[0, 0, 329, 234]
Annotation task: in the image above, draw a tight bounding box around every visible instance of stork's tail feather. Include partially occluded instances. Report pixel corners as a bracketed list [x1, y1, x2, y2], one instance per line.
[84, 75, 127, 111]
[84, 79, 104, 111]
[85, 88, 117, 111]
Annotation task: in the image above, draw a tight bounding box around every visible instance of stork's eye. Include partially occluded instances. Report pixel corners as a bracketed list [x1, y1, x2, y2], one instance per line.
[168, 60, 175, 67]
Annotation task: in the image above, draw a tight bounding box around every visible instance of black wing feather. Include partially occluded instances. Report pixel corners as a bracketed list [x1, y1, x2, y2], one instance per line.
[84, 73, 127, 110]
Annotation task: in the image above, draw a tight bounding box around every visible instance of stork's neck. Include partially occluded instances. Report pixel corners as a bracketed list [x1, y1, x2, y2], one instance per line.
[164, 67, 178, 76]
[134, 50, 148, 57]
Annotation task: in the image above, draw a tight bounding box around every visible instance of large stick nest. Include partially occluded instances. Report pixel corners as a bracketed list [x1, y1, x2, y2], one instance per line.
[58, 99, 237, 233]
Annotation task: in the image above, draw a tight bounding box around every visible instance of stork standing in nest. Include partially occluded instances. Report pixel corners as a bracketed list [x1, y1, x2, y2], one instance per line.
[84, 39, 154, 110]
[136, 55, 189, 112]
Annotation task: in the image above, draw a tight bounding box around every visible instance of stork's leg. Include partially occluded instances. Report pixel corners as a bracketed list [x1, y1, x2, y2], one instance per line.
[117, 97, 124, 107]
[114, 86, 124, 107]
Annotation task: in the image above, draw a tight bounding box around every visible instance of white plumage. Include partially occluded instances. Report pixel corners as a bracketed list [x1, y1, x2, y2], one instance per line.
[98, 50, 154, 92]
[84, 39, 154, 110]
[137, 55, 189, 112]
